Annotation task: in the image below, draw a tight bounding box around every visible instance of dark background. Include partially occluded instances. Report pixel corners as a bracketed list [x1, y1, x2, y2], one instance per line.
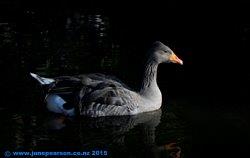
[1, 1, 250, 158]
[1, 0, 250, 105]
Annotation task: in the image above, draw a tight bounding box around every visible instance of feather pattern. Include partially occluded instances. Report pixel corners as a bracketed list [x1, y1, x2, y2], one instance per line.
[30, 41, 183, 117]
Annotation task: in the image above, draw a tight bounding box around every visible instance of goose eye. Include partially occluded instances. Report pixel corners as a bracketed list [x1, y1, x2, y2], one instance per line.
[160, 51, 165, 54]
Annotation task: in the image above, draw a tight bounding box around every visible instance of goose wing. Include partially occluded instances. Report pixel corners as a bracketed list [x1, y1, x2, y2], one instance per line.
[77, 73, 139, 116]
[33, 73, 139, 116]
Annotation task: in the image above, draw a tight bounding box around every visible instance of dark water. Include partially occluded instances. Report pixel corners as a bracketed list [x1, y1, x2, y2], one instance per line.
[1, 5, 250, 158]
[1, 95, 250, 158]
[0, 99, 190, 158]
[0, 10, 191, 158]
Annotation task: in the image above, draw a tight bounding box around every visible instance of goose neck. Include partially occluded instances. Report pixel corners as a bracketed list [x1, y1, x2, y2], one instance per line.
[140, 59, 160, 96]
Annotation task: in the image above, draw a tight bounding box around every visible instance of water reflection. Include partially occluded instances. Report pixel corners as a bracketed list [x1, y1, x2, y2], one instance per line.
[1, 108, 184, 158]
[45, 109, 182, 158]
[0, 12, 119, 81]
[0, 10, 187, 158]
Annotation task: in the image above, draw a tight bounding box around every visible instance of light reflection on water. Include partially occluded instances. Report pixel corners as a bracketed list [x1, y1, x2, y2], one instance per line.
[0, 102, 189, 158]
[1, 8, 250, 158]
[0, 10, 191, 158]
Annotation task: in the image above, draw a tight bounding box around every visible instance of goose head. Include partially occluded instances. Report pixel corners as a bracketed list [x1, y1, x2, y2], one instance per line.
[149, 41, 183, 65]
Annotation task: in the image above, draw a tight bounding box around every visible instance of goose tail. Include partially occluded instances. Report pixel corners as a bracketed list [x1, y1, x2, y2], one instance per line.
[30, 72, 55, 85]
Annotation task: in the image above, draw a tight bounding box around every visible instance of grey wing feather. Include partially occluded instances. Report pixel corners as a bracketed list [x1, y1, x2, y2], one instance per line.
[77, 73, 139, 116]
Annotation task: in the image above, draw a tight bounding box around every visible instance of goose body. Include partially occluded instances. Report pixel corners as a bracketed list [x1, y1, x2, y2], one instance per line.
[31, 41, 183, 117]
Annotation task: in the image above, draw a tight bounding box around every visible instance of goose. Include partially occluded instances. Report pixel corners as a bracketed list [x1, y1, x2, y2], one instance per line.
[30, 41, 183, 117]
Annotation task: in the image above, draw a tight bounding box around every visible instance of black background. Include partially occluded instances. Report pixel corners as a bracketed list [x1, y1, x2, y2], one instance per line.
[1, 0, 250, 104]
[1, 1, 250, 158]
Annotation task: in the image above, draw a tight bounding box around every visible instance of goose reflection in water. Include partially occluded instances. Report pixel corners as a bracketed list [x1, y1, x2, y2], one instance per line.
[45, 109, 181, 158]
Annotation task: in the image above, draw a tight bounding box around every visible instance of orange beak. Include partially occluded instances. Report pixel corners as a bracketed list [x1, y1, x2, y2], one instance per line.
[169, 53, 183, 65]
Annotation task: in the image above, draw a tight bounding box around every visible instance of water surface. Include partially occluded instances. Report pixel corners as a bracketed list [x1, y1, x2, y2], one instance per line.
[0, 96, 191, 158]
[1, 9, 250, 158]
